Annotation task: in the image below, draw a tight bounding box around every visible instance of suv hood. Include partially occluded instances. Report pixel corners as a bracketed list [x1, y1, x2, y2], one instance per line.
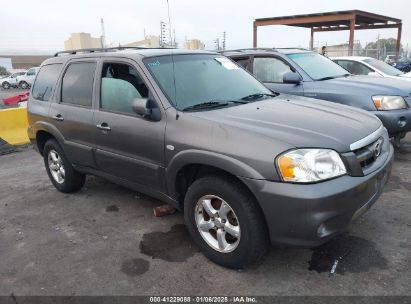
[325, 75, 411, 96]
[191, 94, 382, 152]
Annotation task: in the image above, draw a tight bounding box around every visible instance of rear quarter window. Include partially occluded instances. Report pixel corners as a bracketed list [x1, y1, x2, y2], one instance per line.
[32, 64, 62, 101]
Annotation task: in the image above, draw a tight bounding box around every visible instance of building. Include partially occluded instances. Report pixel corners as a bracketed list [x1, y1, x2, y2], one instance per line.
[184, 39, 205, 50]
[0, 58, 12, 70]
[0, 55, 51, 69]
[123, 35, 160, 48]
[64, 33, 102, 51]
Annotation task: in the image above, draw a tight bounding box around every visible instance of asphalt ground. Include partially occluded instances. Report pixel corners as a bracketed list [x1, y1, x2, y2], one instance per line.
[0, 120, 410, 297]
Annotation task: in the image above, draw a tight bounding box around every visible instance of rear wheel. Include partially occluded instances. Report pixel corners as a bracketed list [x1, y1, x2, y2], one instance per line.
[184, 174, 269, 269]
[43, 139, 85, 193]
[2, 82, 10, 89]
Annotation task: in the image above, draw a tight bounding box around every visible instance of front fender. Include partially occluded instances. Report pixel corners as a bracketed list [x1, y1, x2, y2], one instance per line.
[166, 149, 265, 198]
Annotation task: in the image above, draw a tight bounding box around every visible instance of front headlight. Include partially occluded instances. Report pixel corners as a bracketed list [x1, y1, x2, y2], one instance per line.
[277, 149, 346, 183]
[372, 96, 408, 110]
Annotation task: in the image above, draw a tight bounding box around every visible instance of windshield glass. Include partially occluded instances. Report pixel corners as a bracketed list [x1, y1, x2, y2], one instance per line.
[144, 54, 272, 110]
[364, 58, 404, 76]
[287, 52, 349, 80]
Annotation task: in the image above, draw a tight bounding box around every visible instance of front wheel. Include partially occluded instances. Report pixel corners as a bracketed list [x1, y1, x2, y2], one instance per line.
[43, 139, 85, 193]
[19, 81, 29, 89]
[2, 82, 10, 89]
[184, 175, 269, 269]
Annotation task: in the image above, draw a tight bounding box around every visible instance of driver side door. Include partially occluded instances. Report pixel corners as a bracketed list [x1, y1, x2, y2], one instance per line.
[93, 58, 166, 191]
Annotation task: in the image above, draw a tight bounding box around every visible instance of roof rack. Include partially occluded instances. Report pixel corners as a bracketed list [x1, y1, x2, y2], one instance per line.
[54, 46, 176, 57]
[221, 47, 311, 53]
[273, 47, 310, 51]
[220, 48, 276, 53]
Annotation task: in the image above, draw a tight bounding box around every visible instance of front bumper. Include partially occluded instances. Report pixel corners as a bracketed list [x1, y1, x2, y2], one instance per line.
[371, 108, 411, 136]
[240, 143, 394, 247]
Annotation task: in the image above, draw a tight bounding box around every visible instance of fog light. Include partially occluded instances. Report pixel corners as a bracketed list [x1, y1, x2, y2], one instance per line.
[398, 116, 407, 128]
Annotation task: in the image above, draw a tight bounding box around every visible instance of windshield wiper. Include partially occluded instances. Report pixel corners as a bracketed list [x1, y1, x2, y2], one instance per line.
[240, 93, 278, 101]
[182, 100, 246, 112]
[317, 74, 350, 81]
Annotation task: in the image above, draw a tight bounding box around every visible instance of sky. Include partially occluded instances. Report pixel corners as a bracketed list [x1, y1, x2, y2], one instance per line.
[0, 0, 410, 54]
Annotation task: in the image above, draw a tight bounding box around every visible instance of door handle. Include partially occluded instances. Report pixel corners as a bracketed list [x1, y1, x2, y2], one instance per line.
[52, 114, 64, 121]
[96, 123, 111, 131]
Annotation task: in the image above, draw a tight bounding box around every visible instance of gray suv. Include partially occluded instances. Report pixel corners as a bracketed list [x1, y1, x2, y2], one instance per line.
[28, 48, 393, 268]
[224, 48, 411, 143]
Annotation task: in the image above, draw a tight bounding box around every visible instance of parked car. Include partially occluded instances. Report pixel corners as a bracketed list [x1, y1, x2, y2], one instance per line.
[332, 56, 411, 82]
[224, 48, 411, 142]
[28, 48, 393, 268]
[0, 71, 26, 89]
[393, 60, 411, 73]
[17, 67, 39, 89]
[385, 55, 396, 65]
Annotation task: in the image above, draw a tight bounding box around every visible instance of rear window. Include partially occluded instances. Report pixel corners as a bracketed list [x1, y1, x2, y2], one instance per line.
[61, 62, 96, 107]
[32, 64, 62, 101]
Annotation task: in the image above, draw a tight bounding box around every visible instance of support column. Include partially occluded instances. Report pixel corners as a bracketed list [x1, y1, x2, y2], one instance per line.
[253, 21, 257, 48]
[348, 18, 355, 56]
[396, 23, 402, 60]
[310, 28, 314, 50]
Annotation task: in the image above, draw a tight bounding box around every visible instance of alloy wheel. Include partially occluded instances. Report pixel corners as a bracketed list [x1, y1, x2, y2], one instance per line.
[48, 150, 65, 184]
[194, 195, 241, 253]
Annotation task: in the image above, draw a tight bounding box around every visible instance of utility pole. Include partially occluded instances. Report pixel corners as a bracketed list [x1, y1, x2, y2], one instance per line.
[222, 31, 226, 51]
[166, 0, 173, 47]
[214, 38, 220, 51]
[377, 34, 380, 60]
[100, 18, 106, 48]
[160, 21, 167, 47]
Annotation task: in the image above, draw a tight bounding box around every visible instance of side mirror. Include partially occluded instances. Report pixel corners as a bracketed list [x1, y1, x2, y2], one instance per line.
[132, 98, 151, 117]
[283, 71, 302, 84]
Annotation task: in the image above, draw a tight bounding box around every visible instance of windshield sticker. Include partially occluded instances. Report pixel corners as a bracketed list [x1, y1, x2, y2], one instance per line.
[148, 60, 161, 67]
[215, 57, 239, 70]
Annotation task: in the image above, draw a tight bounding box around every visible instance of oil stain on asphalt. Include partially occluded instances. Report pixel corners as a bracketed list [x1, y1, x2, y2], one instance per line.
[121, 258, 150, 276]
[140, 224, 199, 262]
[308, 234, 388, 275]
[105, 205, 119, 212]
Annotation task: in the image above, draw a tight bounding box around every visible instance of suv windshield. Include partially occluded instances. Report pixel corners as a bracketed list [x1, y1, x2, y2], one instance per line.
[287, 52, 349, 80]
[364, 58, 404, 76]
[144, 54, 272, 111]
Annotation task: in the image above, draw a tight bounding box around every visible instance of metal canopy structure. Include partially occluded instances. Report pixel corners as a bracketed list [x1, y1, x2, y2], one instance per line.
[253, 10, 402, 57]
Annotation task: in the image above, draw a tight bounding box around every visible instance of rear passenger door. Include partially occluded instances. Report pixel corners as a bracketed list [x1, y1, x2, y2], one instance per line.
[252, 56, 304, 95]
[93, 58, 166, 191]
[49, 60, 98, 168]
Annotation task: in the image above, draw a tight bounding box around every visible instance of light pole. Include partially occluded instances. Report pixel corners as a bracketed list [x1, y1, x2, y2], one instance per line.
[166, 0, 173, 47]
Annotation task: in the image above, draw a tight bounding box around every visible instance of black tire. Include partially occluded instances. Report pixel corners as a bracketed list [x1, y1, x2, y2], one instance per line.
[184, 174, 269, 269]
[2, 82, 10, 89]
[43, 139, 85, 193]
[19, 81, 29, 89]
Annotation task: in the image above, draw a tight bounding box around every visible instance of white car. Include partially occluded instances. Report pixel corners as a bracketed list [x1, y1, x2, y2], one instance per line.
[332, 56, 411, 82]
[17, 67, 39, 89]
[385, 55, 396, 64]
[0, 71, 26, 89]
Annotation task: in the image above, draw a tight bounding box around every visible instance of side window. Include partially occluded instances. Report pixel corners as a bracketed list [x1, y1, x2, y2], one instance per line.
[253, 57, 292, 83]
[61, 62, 96, 107]
[32, 64, 62, 101]
[337, 61, 373, 75]
[100, 63, 149, 114]
[232, 57, 250, 70]
[27, 69, 35, 76]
